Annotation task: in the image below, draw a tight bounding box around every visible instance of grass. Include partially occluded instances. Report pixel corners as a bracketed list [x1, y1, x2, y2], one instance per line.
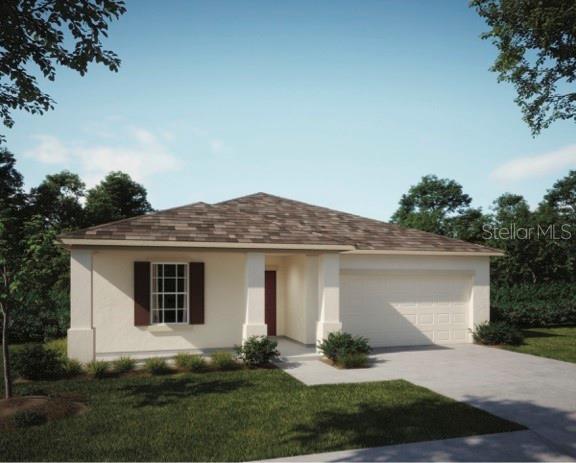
[503, 326, 576, 364]
[0, 363, 523, 461]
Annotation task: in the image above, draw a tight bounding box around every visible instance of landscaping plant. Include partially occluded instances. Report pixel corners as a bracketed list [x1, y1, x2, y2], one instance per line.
[62, 358, 83, 378]
[472, 321, 524, 346]
[317, 332, 372, 363]
[112, 356, 135, 374]
[175, 353, 207, 372]
[12, 344, 65, 380]
[235, 336, 280, 367]
[86, 360, 110, 379]
[144, 358, 172, 375]
[210, 351, 238, 371]
[336, 352, 369, 369]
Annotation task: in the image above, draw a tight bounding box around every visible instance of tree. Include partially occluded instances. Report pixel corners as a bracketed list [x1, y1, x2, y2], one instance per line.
[0, 0, 126, 141]
[391, 175, 472, 235]
[472, 0, 576, 135]
[0, 149, 26, 398]
[85, 172, 153, 225]
[542, 170, 576, 218]
[29, 171, 86, 229]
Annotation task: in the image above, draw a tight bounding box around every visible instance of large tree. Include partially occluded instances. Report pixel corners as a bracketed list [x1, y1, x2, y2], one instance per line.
[472, 0, 576, 135]
[0, 148, 26, 398]
[391, 175, 473, 236]
[29, 171, 86, 229]
[85, 171, 153, 225]
[0, 0, 126, 142]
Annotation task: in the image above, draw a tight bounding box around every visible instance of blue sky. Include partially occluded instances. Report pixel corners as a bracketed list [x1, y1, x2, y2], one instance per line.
[5, 0, 576, 221]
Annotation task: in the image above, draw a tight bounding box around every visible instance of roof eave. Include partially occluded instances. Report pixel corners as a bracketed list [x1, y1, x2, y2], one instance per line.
[58, 238, 355, 252]
[345, 249, 505, 257]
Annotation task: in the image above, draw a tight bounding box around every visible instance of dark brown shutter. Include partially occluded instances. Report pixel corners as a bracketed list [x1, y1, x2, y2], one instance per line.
[134, 261, 151, 326]
[189, 262, 205, 324]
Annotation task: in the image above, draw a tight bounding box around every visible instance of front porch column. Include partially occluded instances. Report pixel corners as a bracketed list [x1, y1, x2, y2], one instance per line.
[316, 253, 342, 344]
[67, 249, 95, 362]
[242, 252, 267, 341]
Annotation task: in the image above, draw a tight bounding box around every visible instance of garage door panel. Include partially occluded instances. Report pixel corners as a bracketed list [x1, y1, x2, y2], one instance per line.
[341, 271, 472, 347]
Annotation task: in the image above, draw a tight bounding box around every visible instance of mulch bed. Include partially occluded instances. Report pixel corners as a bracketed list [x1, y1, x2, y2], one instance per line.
[0, 395, 88, 431]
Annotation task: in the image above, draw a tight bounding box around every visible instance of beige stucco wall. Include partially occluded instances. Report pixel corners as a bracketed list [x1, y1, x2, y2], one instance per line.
[91, 249, 246, 359]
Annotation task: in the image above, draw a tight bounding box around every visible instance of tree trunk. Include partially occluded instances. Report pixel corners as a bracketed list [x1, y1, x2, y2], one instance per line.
[1, 305, 11, 399]
[1, 262, 12, 399]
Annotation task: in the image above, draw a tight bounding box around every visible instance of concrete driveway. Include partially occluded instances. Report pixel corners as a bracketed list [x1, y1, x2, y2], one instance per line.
[279, 344, 576, 461]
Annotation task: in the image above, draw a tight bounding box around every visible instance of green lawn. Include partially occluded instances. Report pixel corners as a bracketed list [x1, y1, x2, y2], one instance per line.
[0, 364, 523, 462]
[503, 326, 576, 364]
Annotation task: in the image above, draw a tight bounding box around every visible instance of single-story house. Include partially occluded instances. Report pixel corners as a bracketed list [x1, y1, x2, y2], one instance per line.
[59, 193, 503, 362]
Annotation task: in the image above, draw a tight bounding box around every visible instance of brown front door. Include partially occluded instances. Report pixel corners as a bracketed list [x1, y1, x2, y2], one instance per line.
[265, 270, 277, 336]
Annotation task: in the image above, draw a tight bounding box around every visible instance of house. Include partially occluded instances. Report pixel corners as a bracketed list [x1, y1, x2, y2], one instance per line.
[59, 193, 503, 362]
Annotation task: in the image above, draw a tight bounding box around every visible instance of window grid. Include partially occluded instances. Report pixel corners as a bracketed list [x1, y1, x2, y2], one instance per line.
[151, 263, 188, 324]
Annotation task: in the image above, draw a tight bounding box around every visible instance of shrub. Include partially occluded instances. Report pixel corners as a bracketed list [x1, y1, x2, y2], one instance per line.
[11, 410, 46, 428]
[113, 357, 136, 374]
[62, 358, 84, 378]
[210, 351, 238, 371]
[491, 283, 576, 327]
[317, 332, 372, 362]
[45, 338, 67, 358]
[12, 344, 65, 380]
[86, 360, 110, 379]
[336, 352, 369, 369]
[175, 353, 207, 372]
[472, 321, 524, 346]
[144, 358, 172, 375]
[235, 336, 280, 367]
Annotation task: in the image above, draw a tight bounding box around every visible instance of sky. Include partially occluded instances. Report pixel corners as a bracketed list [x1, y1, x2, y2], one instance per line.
[5, 0, 576, 221]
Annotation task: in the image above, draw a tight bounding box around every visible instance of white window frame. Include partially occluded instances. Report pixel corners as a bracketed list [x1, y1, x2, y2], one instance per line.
[150, 262, 189, 325]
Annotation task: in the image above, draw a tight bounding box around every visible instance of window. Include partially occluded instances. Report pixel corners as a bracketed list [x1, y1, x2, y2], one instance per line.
[151, 263, 188, 324]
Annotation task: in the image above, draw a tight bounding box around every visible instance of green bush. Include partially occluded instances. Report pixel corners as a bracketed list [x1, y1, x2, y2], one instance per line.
[336, 352, 369, 369]
[11, 410, 46, 428]
[113, 357, 136, 374]
[491, 283, 576, 327]
[472, 321, 524, 346]
[235, 336, 280, 367]
[175, 353, 207, 372]
[317, 332, 372, 362]
[62, 358, 84, 377]
[210, 351, 238, 371]
[86, 360, 110, 379]
[45, 338, 67, 358]
[12, 344, 65, 380]
[144, 358, 172, 375]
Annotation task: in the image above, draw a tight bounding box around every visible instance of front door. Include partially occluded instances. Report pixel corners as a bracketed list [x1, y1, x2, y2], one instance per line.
[265, 270, 277, 336]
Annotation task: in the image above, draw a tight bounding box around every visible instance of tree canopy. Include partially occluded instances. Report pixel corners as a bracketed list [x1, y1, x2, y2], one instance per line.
[85, 171, 154, 225]
[0, 0, 126, 141]
[472, 0, 576, 135]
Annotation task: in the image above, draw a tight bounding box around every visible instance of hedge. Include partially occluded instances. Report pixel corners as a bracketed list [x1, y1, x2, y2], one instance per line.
[491, 283, 576, 327]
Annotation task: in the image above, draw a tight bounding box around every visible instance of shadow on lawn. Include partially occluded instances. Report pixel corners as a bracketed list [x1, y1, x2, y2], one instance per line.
[522, 329, 563, 339]
[285, 396, 576, 462]
[121, 378, 252, 407]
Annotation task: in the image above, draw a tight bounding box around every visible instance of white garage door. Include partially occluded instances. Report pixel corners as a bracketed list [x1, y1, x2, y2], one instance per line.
[341, 271, 472, 347]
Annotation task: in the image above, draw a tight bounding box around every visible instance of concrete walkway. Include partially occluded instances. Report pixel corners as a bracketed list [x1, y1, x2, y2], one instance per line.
[265, 430, 573, 462]
[277, 344, 576, 461]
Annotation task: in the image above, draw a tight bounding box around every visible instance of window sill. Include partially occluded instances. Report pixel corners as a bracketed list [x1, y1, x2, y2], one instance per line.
[146, 324, 190, 333]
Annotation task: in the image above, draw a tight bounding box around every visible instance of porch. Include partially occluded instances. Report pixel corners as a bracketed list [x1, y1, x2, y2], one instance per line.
[242, 252, 342, 349]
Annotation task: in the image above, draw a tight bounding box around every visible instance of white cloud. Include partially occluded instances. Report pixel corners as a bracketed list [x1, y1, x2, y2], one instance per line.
[25, 135, 70, 164]
[209, 139, 224, 154]
[26, 127, 181, 187]
[491, 145, 576, 182]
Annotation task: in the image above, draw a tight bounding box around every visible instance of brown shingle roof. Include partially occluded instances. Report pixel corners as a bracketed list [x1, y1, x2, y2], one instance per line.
[60, 192, 501, 254]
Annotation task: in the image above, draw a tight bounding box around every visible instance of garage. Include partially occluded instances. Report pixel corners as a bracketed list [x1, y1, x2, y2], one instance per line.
[341, 270, 473, 347]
